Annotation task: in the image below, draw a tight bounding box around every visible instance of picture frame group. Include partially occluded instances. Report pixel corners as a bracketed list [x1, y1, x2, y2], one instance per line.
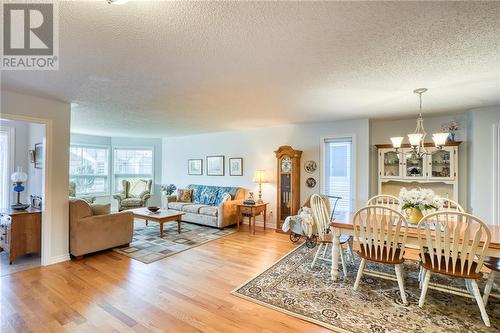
[187, 156, 243, 176]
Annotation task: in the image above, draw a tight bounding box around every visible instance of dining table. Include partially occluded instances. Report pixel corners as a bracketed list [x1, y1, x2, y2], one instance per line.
[329, 211, 500, 282]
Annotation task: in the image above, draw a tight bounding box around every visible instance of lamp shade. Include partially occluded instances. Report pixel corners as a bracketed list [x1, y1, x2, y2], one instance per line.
[432, 132, 449, 147]
[390, 136, 404, 149]
[253, 170, 268, 183]
[11, 167, 27, 183]
[408, 133, 423, 147]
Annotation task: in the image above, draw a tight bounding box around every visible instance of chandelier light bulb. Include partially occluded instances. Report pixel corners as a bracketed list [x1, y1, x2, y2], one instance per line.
[408, 133, 423, 147]
[432, 132, 449, 148]
[390, 137, 404, 149]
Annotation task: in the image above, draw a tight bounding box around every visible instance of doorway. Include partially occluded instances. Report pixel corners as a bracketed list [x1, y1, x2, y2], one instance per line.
[0, 119, 46, 276]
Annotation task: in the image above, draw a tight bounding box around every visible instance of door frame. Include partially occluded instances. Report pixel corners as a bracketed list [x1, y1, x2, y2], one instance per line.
[0, 113, 53, 266]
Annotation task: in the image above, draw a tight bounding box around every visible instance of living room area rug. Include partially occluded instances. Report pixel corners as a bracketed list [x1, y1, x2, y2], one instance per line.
[232, 243, 499, 333]
[113, 221, 235, 264]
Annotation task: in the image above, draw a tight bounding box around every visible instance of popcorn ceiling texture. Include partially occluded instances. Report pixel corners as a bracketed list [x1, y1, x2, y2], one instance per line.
[2, 1, 499, 137]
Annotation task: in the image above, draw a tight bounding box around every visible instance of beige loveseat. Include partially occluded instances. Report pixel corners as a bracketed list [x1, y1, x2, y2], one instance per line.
[166, 184, 246, 229]
[69, 198, 134, 258]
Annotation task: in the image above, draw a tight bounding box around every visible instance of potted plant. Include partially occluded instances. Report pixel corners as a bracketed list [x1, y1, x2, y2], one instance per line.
[399, 188, 442, 225]
[441, 120, 460, 142]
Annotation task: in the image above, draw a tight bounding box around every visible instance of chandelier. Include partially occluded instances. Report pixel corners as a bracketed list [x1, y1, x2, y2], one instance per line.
[390, 88, 449, 157]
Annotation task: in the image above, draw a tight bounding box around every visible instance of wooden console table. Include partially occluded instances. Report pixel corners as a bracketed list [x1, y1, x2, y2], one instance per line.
[237, 203, 268, 235]
[0, 207, 41, 264]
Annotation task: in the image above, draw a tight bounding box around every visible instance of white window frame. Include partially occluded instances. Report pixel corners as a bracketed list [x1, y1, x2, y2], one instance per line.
[320, 134, 357, 213]
[69, 144, 111, 196]
[112, 146, 155, 195]
[0, 126, 15, 207]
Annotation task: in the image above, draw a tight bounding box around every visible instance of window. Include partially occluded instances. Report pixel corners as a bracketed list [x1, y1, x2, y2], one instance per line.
[322, 137, 353, 213]
[70, 146, 109, 195]
[0, 128, 12, 208]
[113, 148, 153, 192]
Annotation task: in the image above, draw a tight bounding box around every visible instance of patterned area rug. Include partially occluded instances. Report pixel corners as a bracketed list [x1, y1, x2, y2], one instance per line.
[233, 244, 500, 333]
[113, 221, 235, 264]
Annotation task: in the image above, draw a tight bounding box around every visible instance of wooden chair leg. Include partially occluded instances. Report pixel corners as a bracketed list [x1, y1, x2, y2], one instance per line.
[470, 279, 491, 327]
[322, 243, 329, 258]
[340, 248, 347, 278]
[311, 243, 323, 268]
[347, 236, 354, 264]
[483, 271, 496, 306]
[418, 271, 431, 308]
[353, 258, 366, 290]
[395, 264, 408, 305]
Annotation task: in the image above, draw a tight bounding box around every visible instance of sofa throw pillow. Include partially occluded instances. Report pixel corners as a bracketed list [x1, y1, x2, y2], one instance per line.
[90, 203, 111, 216]
[177, 189, 193, 202]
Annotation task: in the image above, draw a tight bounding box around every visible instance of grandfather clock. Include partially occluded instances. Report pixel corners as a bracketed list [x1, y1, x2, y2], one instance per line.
[275, 146, 302, 232]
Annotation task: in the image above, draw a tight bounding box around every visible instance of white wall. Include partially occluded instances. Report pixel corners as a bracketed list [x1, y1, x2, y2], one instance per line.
[469, 106, 500, 225]
[1, 90, 71, 265]
[70, 133, 163, 210]
[0, 120, 44, 204]
[162, 119, 370, 228]
[370, 113, 469, 208]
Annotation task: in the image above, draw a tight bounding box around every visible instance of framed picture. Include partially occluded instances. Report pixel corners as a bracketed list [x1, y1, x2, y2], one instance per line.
[206, 155, 224, 176]
[34, 143, 43, 169]
[229, 158, 243, 176]
[188, 159, 203, 175]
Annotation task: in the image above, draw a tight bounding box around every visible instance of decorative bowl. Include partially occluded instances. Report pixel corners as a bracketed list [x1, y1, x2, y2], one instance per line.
[147, 206, 160, 213]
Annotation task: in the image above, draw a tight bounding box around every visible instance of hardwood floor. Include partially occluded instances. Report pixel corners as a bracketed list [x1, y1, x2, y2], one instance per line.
[1, 227, 332, 333]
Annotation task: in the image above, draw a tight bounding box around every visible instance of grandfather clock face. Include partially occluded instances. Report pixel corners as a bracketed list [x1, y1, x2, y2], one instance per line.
[280, 156, 292, 173]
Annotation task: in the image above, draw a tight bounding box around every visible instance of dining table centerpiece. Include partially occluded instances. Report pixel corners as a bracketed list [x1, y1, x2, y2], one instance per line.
[399, 188, 442, 225]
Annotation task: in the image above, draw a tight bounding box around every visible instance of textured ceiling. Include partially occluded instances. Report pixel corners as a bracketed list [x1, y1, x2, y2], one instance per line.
[2, 1, 500, 137]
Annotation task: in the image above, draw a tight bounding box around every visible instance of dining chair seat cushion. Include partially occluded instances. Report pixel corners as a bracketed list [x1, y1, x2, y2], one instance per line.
[483, 256, 500, 272]
[420, 253, 483, 279]
[357, 245, 404, 264]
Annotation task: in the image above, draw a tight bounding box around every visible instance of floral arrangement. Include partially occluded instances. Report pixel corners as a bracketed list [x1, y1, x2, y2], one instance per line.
[441, 120, 460, 141]
[399, 188, 442, 212]
[161, 184, 177, 195]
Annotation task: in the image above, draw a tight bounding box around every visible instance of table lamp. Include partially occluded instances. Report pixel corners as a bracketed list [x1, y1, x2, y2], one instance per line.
[11, 167, 30, 210]
[253, 170, 268, 204]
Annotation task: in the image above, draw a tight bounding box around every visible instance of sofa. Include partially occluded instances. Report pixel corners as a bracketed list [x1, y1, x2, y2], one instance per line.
[113, 179, 152, 211]
[69, 198, 134, 258]
[166, 184, 246, 228]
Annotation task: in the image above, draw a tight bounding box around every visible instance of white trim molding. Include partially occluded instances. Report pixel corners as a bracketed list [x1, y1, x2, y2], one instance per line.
[46, 253, 71, 266]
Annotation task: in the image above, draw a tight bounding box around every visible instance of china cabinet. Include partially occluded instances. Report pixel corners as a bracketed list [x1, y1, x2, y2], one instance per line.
[275, 146, 302, 232]
[376, 142, 460, 201]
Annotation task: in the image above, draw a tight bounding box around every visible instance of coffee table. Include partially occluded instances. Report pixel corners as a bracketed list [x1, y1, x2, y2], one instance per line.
[129, 208, 185, 238]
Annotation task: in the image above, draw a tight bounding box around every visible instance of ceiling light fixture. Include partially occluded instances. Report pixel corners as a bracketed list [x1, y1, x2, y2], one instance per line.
[107, 0, 130, 4]
[390, 88, 449, 157]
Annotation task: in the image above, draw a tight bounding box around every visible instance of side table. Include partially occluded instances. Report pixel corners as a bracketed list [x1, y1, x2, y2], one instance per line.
[237, 203, 268, 235]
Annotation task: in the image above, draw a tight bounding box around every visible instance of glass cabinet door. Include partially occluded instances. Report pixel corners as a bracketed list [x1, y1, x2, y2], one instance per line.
[403, 149, 426, 178]
[428, 147, 454, 180]
[280, 156, 292, 221]
[381, 150, 401, 178]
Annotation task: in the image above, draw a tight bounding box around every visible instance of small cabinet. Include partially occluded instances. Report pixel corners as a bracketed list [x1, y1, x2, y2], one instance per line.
[379, 149, 403, 179]
[428, 147, 455, 180]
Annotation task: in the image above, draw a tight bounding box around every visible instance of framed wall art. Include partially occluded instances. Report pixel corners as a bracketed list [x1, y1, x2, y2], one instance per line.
[206, 155, 225, 176]
[229, 158, 243, 176]
[188, 159, 203, 175]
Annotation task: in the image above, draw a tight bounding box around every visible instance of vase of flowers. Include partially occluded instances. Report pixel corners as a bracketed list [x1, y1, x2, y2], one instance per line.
[399, 188, 442, 224]
[441, 120, 460, 142]
[161, 184, 177, 195]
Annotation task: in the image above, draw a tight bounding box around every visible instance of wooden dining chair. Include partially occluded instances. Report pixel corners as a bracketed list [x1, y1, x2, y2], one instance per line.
[310, 194, 350, 279]
[352, 205, 409, 305]
[439, 197, 464, 212]
[367, 194, 400, 210]
[417, 212, 491, 327]
[482, 256, 499, 306]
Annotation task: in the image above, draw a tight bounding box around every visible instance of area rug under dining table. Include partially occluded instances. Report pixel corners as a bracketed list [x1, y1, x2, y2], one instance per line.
[232, 243, 499, 333]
